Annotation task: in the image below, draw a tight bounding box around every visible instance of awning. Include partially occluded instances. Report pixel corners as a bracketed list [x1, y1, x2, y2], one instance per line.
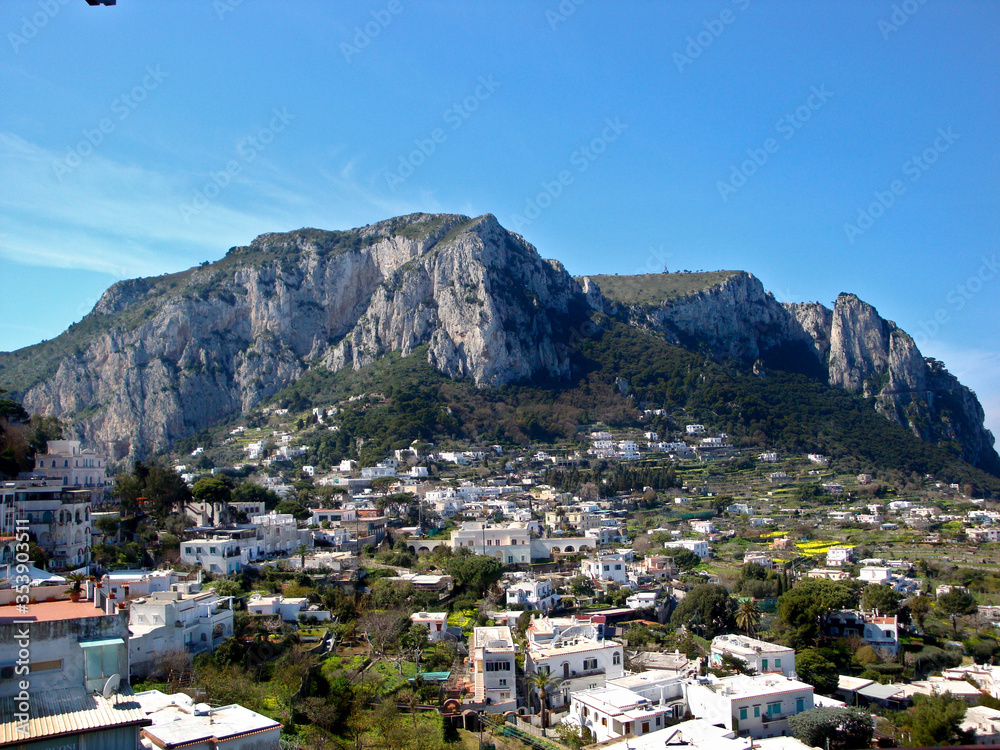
[79, 638, 125, 648]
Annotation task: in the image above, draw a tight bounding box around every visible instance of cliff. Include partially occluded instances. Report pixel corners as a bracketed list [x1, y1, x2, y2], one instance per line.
[583, 273, 997, 472]
[0, 213, 995, 473]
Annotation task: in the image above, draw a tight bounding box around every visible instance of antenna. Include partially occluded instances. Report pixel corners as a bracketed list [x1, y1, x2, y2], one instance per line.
[102, 673, 121, 705]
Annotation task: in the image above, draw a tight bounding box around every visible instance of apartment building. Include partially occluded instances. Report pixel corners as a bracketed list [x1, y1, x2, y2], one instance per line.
[710, 635, 796, 678]
[686, 674, 815, 739]
[179, 536, 244, 575]
[0, 593, 152, 746]
[2, 479, 93, 570]
[505, 577, 560, 611]
[526, 616, 623, 708]
[129, 582, 234, 678]
[470, 626, 517, 712]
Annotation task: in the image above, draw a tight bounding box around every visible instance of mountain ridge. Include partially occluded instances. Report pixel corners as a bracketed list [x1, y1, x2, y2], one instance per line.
[0, 212, 995, 476]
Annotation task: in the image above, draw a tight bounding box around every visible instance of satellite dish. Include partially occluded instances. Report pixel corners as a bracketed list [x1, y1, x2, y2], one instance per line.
[102, 673, 121, 703]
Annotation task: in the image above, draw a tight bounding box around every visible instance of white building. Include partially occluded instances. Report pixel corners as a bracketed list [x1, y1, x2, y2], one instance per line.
[136, 690, 281, 749]
[686, 424, 706, 435]
[663, 539, 710, 559]
[567, 684, 675, 743]
[32, 439, 108, 490]
[249, 511, 312, 558]
[471, 626, 517, 712]
[526, 617, 624, 708]
[691, 520, 716, 535]
[581, 553, 631, 585]
[3, 479, 93, 570]
[826, 546, 855, 567]
[506, 578, 560, 611]
[247, 593, 311, 622]
[129, 582, 234, 678]
[686, 673, 815, 740]
[451, 521, 533, 565]
[179, 537, 244, 575]
[411, 611, 450, 641]
[710, 635, 795, 678]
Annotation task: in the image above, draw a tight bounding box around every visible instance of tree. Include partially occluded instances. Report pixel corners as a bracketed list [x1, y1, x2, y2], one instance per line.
[670, 584, 735, 638]
[774, 578, 861, 650]
[905, 691, 968, 746]
[735, 599, 762, 636]
[191, 475, 233, 506]
[909, 594, 934, 631]
[233, 481, 281, 510]
[671, 548, 702, 571]
[444, 550, 504, 597]
[938, 588, 978, 637]
[788, 707, 874, 750]
[861, 584, 901, 615]
[525, 671, 564, 728]
[796, 649, 839, 695]
[358, 611, 406, 659]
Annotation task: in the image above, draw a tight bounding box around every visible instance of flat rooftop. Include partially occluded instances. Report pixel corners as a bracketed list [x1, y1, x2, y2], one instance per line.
[712, 634, 791, 655]
[473, 626, 514, 650]
[0, 599, 111, 625]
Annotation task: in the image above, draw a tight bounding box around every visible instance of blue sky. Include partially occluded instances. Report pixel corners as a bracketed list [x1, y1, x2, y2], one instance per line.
[2, 0, 998, 436]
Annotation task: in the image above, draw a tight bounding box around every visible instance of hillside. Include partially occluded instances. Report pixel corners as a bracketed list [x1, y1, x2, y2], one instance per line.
[176, 320, 1000, 497]
[580, 271, 738, 306]
[0, 212, 995, 476]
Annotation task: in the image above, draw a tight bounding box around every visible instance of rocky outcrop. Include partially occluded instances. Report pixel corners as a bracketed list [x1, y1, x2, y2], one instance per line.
[596, 276, 997, 472]
[4, 212, 996, 472]
[15, 214, 586, 458]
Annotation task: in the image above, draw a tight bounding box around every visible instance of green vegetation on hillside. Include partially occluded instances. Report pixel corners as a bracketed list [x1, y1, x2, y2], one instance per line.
[582, 270, 738, 305]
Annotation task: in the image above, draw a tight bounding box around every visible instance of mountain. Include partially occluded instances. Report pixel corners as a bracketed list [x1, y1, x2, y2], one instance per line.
[583, 272, 998, 473]
[0, 212, 996, 480]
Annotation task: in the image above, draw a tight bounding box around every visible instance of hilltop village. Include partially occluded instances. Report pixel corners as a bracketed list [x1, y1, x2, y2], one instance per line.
[4, 401, 1000, 750]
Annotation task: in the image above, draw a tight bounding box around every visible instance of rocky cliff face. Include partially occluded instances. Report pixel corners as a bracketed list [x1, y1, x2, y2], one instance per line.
[3, 212, 996, 473]
[14, 214, 585, 458]
[587, 273, 997, 472]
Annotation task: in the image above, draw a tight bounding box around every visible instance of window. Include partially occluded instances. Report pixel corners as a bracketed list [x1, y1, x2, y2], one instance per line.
[739, 708, 748, 721]
[485, 661, 511, 672]
[767, 702, 781, 716]
[774, 658, 781, 668]
[614, 564, 622, 570]
[796, 698, 805, 713]
[754, 705, 760, 718]
[81, 639, 123, 691]
[762, 658, 768, 670]
[498, 679, 507, 687]
[613, 651, 622, 665]
[583, 658, 598, 670]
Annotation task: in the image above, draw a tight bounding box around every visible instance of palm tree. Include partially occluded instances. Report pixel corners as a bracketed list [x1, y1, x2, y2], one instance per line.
[524, 671, 564, 729]
[735, 599, 761, 636]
